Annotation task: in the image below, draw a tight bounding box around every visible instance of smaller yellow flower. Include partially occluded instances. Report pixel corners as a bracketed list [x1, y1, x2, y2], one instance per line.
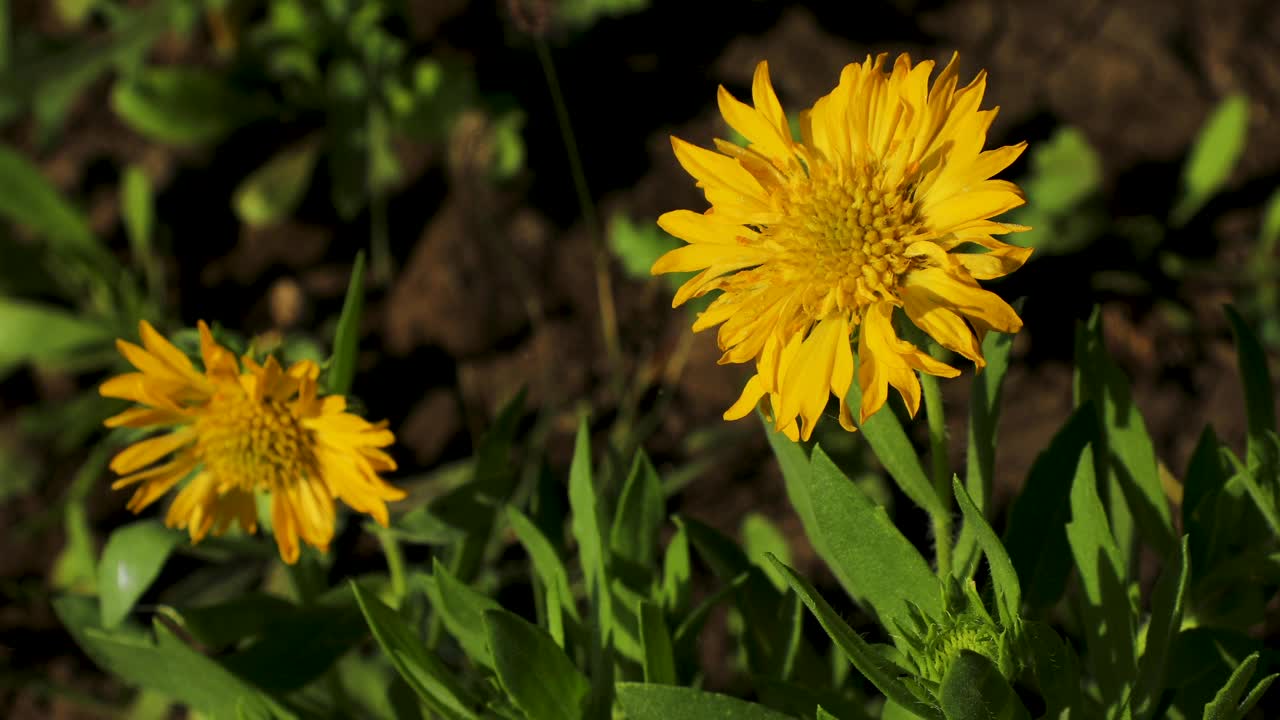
[100, 320, 405, 563]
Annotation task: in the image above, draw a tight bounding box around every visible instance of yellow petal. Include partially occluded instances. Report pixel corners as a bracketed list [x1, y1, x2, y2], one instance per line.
[724, 373, 767, 421]
[778, 315, 849, 441]
[717, 84, 792, 163]
[109, 427, 196, 475]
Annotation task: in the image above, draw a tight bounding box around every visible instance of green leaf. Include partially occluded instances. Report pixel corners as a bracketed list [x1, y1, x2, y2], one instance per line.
[111, 67, 264, 146]
[614, 682, 794, 720]
[324, 250, 365, 395]
[490, 111, 526, 181]
[1023, 126, 1103, 215]
[1260, 188, 1280, 255]
[1174, 94, 1249, 225]
[768, 556, 944, 720]
[956, 324, 1016, 578]
[484, 609, 590, 720]
[557, 0, 649, 28]
[677, 517, 787, 676]
[0, 144, 105, 261]
[121, 165, 153, 258]
[639, 600, 676, 684]
[568, 415, 611, 631]
[1226, 306, 1278, 471]
[425, 559, 502, 668]
[97, 520, 180, 629]
[383, 505, 465, 545]
[233, 140, 319, 227]
[433, 391, 525, 582]
[215, 589, 369, 693]
[1133, 536, 1190, 718]
[742, 512, 792, 591]
[350, 581, 478, 719]
[938, 650, 1031, 720]
[506, 505, 579, 622]
[661, 523, 692, 614]
[1203, 652, 1272, 720]
[1023, 620, 1081, 718]
[951, 479, 1020, 627]
[804, 445, 942, 631]
[607, 213, 681, 280]
[1064, 443, 1137, 706]
[55, 596, 290, 720]
[1079, 316, 1176, 558]
[610, 450, 665, 570]
[844, 381, 947, 520]
[0, 299, 114, 379]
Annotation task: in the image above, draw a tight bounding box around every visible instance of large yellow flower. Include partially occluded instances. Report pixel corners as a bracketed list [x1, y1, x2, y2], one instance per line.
[100, 320, 405, 563]
[653, 53, 1030, 441]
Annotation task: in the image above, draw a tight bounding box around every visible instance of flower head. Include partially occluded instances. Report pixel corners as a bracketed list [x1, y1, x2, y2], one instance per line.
[654, 53, 1030, 441]
[100, 320, 405, 563]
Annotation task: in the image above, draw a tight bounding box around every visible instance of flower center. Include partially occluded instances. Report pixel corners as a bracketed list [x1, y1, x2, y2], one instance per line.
[768, 162, 923, 318]
[195, 392, 317, 493]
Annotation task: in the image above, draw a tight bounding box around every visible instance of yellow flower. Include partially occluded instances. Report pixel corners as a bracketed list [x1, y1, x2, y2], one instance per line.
[653, 53, 1030, 441]
[100, 320, 405, 563]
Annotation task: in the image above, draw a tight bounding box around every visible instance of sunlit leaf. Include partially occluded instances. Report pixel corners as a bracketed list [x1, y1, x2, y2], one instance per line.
[98, 520, 181, 629]
[1174, 94, 1250, 225]
[233, 140, 319, 227]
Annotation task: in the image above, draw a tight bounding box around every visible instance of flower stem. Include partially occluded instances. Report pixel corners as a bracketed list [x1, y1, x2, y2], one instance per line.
[919, 369, 952, 577]
[376, 526, 407, 605]
[533, 37, 623, 392]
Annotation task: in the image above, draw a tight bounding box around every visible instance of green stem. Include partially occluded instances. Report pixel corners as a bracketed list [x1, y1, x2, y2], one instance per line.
[533, 37, 623, 394]
[376, 526, 407, 605]
[919, 370, 952, 577]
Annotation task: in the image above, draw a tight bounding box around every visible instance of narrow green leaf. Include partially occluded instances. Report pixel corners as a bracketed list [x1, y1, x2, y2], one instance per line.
[661, 524, 692, 615]
[847, 381, 947, 519]
[1174, 94, 1249, 225]
[97, 520, 180, 629]
[1234, 673, 1278, 718]
[610, 450, 664, 569]
[938, 650, 1031, 720]
[233, 139, 319, 227]
[639, 600, 676, 685]
[484, 609, 590, 720]
[325, 251, 365, 395]
[957, 325, 1016, 578]
[763, 415, 816, 534]
[350, 581, 477, 719]
[615, 682, 794, 720]
[120, 165, 153, 257]
[433, 390, 524, 580]
[506, 506, 579, 621]
[817, 707, 840, 720]
[1226, 306, 1279, 481]
[1065, 443, 1137, 706]
[1203, 652, 1260, 720]
[55, 596, 290, 720]
[0, 299, 114, 377]
[425, 559, 502, 668]
[768, 556, 944, 720]
[0, 144, 104, 261]
[568, 415, 612, 639]
[1134, 536, 1191, 718]
[951, 479, 1020, 627]
[111, 67, 264, 146]
[1008, 399, 1100, 602]
[806, 445, 942, 630]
